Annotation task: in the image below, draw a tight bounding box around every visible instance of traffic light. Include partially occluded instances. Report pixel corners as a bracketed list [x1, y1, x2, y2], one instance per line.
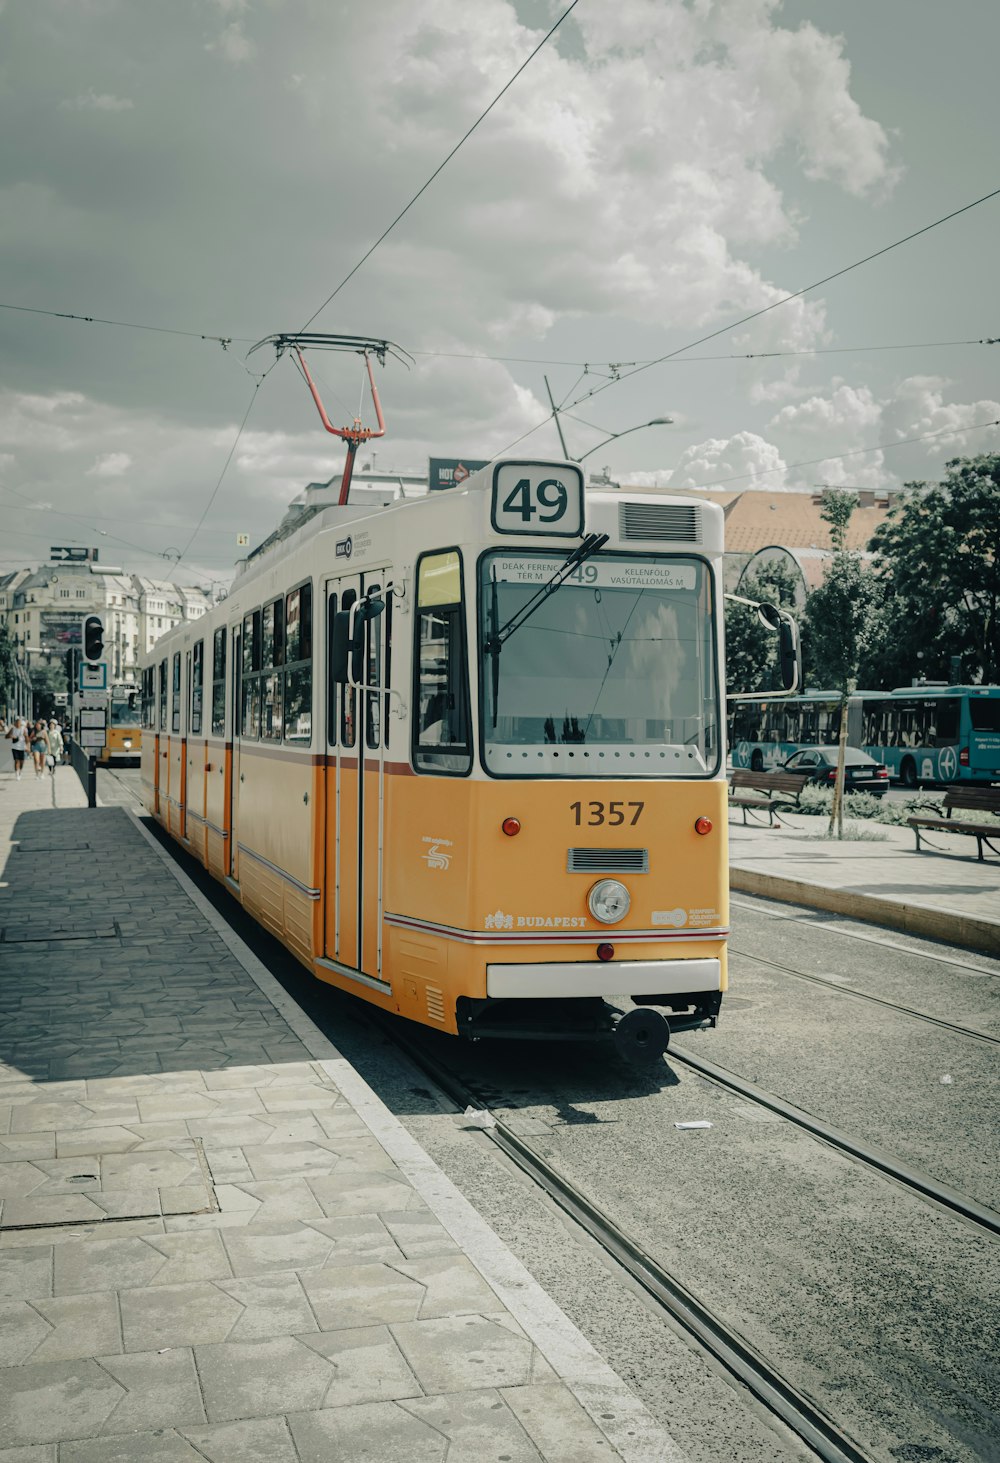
[83, 615, 104, 662]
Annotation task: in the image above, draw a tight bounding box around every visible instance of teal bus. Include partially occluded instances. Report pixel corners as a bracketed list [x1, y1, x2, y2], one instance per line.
[729, 685, 1000, 786]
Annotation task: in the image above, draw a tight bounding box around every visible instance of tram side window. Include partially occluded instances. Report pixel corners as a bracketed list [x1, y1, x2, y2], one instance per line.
[340, 589, 356, 748]
[211, 628, 227, 736]
[191, 641, 204, 735]
[158, 660, 168, 730]
[141, 668, 155, 730]
[366, 584, 382, 750]
[241, 610, 262, 739]
[413, 551, 471, 775]
[261, 598, 284, 741]
[171, 652, 181, 733]
[284, 582, 312, 745]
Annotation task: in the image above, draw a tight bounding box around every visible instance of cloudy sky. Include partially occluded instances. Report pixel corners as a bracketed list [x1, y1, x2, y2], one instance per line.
[2, 0, 998, 587]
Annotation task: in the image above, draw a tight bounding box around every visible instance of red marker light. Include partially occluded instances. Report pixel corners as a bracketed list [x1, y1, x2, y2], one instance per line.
[501, 817, 521, 837]
[694, 816, 713, 836]
[597, 943, 615, 961]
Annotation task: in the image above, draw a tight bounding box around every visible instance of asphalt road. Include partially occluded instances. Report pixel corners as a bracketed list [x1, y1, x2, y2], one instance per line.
[106, 768, 1000, 1463]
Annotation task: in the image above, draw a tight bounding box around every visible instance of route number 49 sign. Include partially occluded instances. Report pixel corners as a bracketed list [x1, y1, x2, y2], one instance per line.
[490, 461, 584, 539]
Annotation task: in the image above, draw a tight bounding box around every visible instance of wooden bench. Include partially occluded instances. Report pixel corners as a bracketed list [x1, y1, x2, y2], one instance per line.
[907, 785, 1000, 861]
[729, 769, 811, 828]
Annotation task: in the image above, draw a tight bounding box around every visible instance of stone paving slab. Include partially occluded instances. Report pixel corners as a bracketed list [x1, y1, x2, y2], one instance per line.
[0, 776, 679, 1461]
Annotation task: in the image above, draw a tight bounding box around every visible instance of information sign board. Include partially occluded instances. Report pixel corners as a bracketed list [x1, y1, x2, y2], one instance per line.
[80, 709, 107, 730]
[79, 729, 106, 749]
[79, 661, 108, 691]
[428, 457, 489, 492]
[77, 689, 107, 708]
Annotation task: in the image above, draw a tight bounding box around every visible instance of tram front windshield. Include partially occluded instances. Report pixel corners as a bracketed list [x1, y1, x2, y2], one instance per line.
[110, 691, 138, 726]
[480, 551, 719, 777]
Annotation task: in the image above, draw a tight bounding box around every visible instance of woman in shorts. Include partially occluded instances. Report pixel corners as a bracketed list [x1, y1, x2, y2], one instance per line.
[6, 718, 28, 780]
[29, 720, 50, 779]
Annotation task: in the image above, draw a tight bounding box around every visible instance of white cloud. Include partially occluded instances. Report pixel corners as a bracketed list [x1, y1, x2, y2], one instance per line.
[768, 381, 882, 440]
[59, 90, 134, 112]
[206, 21, 254, 64]
[882, 376, 1000, 457]
[86, 452, 132, 478]
[671, 431, 787, 490]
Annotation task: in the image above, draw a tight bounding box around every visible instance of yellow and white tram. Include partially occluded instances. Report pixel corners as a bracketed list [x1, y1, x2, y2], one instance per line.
[141, 460, 734, 1060]
[98, 681, 142, 765]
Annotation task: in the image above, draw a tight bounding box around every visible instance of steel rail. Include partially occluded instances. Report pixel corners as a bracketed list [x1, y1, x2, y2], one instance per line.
[729, 895, 1000, 979]
[670, 1047, 1000, 1238]
[729, 945, 1000, 1046]
[384, 1021, 875, 1463]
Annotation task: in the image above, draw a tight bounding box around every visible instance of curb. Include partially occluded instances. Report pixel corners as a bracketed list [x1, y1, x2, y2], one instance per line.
[730, 865, 1000, 956]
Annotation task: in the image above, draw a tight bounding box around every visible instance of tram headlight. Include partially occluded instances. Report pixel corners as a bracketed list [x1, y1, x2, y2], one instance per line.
[588, 879, 630, 925]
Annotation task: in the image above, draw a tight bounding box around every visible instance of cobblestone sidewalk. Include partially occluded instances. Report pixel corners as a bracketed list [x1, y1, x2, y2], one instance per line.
[0, 789, 680, 1462]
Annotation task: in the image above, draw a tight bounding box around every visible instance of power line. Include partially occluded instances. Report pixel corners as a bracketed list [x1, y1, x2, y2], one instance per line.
[564, 185, 1000, 411]
[174, 383, 262, 568]
[0, 299, 244, 348]
[682, 416, 1000, 492]
[297, 0, 581, 331]
[484, 185, 1000, 461]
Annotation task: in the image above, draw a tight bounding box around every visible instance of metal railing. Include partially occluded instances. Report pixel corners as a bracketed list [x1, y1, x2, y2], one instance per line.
[68, 736, 97, 808]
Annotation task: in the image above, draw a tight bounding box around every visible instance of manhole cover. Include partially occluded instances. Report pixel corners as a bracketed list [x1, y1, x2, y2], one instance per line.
[0, 1137, 217, 1230]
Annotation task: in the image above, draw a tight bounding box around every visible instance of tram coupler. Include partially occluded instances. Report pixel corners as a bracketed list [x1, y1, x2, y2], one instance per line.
[612, 1006, 671, 1066]
[631, 989, 722, 1032]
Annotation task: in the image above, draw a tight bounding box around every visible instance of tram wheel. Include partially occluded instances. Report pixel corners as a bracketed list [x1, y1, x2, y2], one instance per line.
[750, 749, 764, 771]
[614, 1007, 670, 1066]
[900, 757, 918, 789]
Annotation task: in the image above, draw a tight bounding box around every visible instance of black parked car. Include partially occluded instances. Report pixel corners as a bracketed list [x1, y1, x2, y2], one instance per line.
[781, 746, 890, 797]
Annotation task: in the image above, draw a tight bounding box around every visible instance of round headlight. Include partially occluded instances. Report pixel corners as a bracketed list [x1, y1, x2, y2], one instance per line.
[588, 879, 630, 925]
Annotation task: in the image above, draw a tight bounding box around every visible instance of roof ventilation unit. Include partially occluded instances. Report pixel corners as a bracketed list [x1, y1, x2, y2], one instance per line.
[618, 502, 701, 543]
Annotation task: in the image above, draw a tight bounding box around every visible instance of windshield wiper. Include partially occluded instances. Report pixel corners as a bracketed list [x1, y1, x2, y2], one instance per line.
[484, 533, 609, 729]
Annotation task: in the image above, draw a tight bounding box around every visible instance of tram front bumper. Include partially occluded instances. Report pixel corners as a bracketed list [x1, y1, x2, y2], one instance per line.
[485, 957, 720, 1000]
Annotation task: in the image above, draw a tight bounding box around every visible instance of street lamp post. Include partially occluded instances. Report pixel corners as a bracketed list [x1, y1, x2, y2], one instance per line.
[542, 377, 672, 462]
[576, 418, 674, 461]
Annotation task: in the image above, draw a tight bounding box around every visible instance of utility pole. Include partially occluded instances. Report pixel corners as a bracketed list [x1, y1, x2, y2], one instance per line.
[544, 376, 572, 460]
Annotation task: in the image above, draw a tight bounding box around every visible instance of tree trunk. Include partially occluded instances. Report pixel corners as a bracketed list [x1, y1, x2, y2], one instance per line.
[828, 692, 850, 838]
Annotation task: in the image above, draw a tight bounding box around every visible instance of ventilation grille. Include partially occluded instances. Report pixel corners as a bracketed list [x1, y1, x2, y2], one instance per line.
[618, 502, 701, 543]
[425, 986, 446, 1023]
[567, 848, 649, 873]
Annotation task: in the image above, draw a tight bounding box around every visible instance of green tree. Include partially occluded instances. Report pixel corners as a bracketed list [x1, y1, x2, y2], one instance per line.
[29, 659, 68, 720]
[803, 491, 881, 835]
[866, 453, 1000, 686]
[725, 559, 800, 695]
[0, 621, 18, 716]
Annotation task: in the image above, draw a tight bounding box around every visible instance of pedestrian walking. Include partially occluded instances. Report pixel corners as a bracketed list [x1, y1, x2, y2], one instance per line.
[46, 719, 64, 774]
[29, 719, 51, 779]
[6, 717, 28, 780]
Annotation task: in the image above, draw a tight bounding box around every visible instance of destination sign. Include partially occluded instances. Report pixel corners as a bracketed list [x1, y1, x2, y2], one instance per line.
[491, 555, 698, 592]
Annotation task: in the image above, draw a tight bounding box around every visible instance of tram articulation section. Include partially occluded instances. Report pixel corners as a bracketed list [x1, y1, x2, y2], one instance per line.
[140, 460, 738, 1062]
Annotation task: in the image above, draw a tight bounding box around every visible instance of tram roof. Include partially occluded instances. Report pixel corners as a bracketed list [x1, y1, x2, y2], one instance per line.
[228, 460, 725, 599]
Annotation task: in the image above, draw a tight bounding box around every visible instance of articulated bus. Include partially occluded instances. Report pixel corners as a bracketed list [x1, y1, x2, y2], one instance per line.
[141, 459, 791, 1062]
[729, 685, 1000, 786]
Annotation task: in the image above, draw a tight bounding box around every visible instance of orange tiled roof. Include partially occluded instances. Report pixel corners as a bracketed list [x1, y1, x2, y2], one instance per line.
[625, 486, 893, 551]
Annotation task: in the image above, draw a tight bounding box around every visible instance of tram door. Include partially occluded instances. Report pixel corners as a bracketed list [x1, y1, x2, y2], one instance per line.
[323, 574, 389, 981]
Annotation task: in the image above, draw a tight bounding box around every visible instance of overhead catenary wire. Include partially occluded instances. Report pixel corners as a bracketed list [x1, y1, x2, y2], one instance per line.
[563, 184, 1000, 412]
[3, 294, 997, 370]
[484, 185, 1000, 462]
[296, 0, 582, 332]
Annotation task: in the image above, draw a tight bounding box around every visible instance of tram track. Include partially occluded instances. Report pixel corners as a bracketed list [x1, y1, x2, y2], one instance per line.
[729, 895, 1000, 979]
[728, 945, 1000, 1046]
[382, 1017, 874, 1463]
[667, 1043, 1000, 1238]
